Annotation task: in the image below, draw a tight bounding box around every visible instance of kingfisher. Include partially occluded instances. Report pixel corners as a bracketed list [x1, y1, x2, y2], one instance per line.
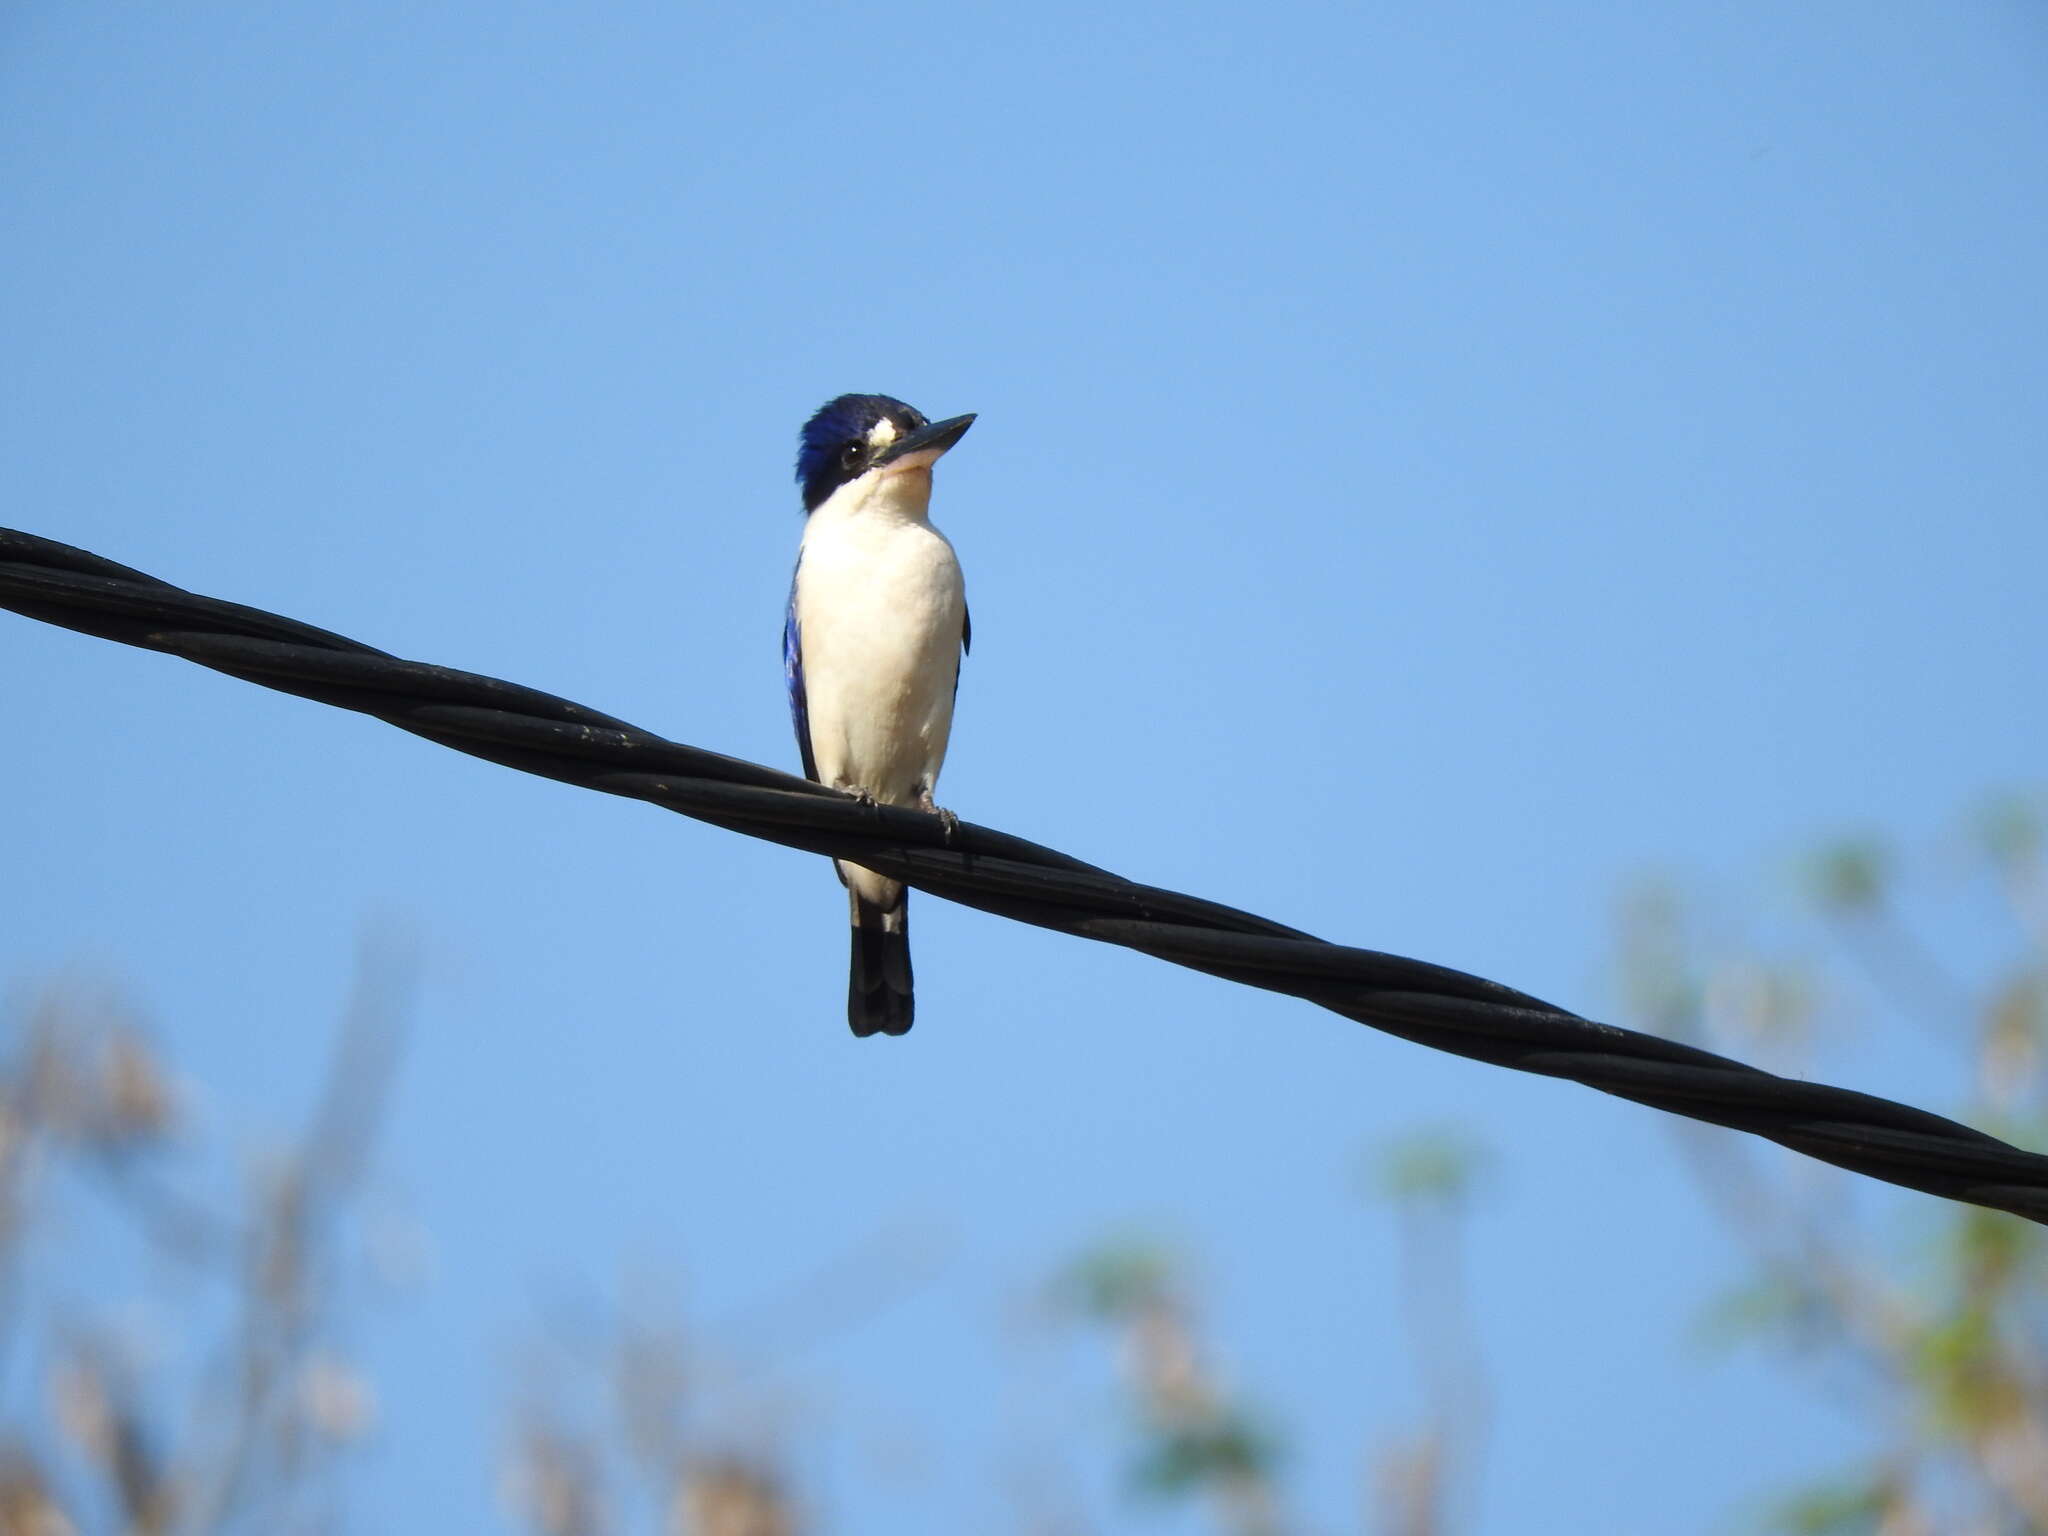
[784, 394, 976, 1036]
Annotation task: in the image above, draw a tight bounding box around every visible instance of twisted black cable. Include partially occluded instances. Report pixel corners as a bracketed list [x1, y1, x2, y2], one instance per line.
[5, 525, 2044, 1221]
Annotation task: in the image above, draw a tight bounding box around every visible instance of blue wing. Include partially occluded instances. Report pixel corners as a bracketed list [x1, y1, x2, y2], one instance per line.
[784, 567, 817, 782]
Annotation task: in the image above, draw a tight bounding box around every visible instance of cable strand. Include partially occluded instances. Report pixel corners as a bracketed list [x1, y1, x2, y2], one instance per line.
[5, 526, 2044, 1222]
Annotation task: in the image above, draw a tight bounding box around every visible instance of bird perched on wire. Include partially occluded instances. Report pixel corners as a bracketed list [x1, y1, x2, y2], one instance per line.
[784, 394, 976, 1036]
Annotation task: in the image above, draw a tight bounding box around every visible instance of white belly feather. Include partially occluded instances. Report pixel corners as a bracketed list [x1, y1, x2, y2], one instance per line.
[795, 503, 965, 810]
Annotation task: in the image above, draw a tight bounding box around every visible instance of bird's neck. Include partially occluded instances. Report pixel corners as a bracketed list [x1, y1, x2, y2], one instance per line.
[814, 470, 935, 529]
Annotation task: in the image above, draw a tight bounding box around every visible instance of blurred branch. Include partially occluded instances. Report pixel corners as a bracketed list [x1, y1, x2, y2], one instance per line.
[1052, 1242, 1285, 1536]
[503, 1288, 800, 1536]
[1367, 1130, 1490, 1536]
[0, 939, 413, 1536]
[1807, 840, 1975, 1039]
[1616, 793, 2048, 1533]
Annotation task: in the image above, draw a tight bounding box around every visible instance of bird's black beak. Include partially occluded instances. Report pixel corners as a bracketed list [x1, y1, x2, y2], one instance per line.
[873, 412, 976, 470]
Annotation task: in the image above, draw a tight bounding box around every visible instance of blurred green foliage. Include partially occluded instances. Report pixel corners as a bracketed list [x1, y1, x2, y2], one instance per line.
[1768, 1473, 1893, 1536]
[1133, 1417, 1281, 1500]
[1368, 1128, 1490, 1208]
[1055, 1241, 1177, 1320]
[1623, 788, 2048, 1533]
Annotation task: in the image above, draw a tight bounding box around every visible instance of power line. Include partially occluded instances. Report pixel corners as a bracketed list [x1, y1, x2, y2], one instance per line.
[5, 525, 2044, 1222]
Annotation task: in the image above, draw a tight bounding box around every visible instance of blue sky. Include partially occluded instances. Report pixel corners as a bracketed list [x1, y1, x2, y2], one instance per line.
[3, 2, 2045, 1531]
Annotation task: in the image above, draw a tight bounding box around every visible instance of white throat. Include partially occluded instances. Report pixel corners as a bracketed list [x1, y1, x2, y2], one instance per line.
[812, 467, 936, 528]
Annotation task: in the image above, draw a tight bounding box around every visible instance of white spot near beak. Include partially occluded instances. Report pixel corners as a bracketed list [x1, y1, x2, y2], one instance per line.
[869, 416, 944, 478]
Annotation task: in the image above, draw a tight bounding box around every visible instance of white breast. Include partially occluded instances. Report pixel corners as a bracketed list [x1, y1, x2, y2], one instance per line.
[794, 474, 966, 808]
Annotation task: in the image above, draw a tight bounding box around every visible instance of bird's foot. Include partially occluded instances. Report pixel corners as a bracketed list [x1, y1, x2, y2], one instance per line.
[918, 790, 961, 844]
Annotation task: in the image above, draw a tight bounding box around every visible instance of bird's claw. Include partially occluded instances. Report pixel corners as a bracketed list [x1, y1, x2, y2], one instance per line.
[916, 789, 961, 845]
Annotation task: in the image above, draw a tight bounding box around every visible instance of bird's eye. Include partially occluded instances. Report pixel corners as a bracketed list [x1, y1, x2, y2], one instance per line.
[840, 443, 865, 470]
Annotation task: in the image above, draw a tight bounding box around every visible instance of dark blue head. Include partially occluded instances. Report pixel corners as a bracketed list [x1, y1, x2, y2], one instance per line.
[795, 393, 976, 513]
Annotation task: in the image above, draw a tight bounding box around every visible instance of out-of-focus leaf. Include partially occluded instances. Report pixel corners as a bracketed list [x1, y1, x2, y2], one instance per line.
[298, 1353, 375, 1443]
[95, 1029, 174, 1148]
[1807, 841, 1889, 914]
[1053, 1243, 1175, 1320]
[1614, 877, 1705, 1039]
[678, 1460, 791, 1536]
[1950, 1205, 2039, 1298]
[1973, 792, 2043, 877]
[1910, 1305, 2021, 1437]
[1368, 1129, 1489, 1207]
[1980, 972, 2045, 1106]
[506, 1422, 608, 1536]
[0, 1446, 71, 1536]
[1130, 1413, 1278, 1498]
[1767, 1472, 1889, 1535]
[1691, 1274, 1816, 1354]
[1703, 962, 1817, 1055]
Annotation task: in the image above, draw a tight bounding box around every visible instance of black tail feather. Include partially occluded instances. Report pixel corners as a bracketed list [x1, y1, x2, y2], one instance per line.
[849, 893, 914, 1037]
